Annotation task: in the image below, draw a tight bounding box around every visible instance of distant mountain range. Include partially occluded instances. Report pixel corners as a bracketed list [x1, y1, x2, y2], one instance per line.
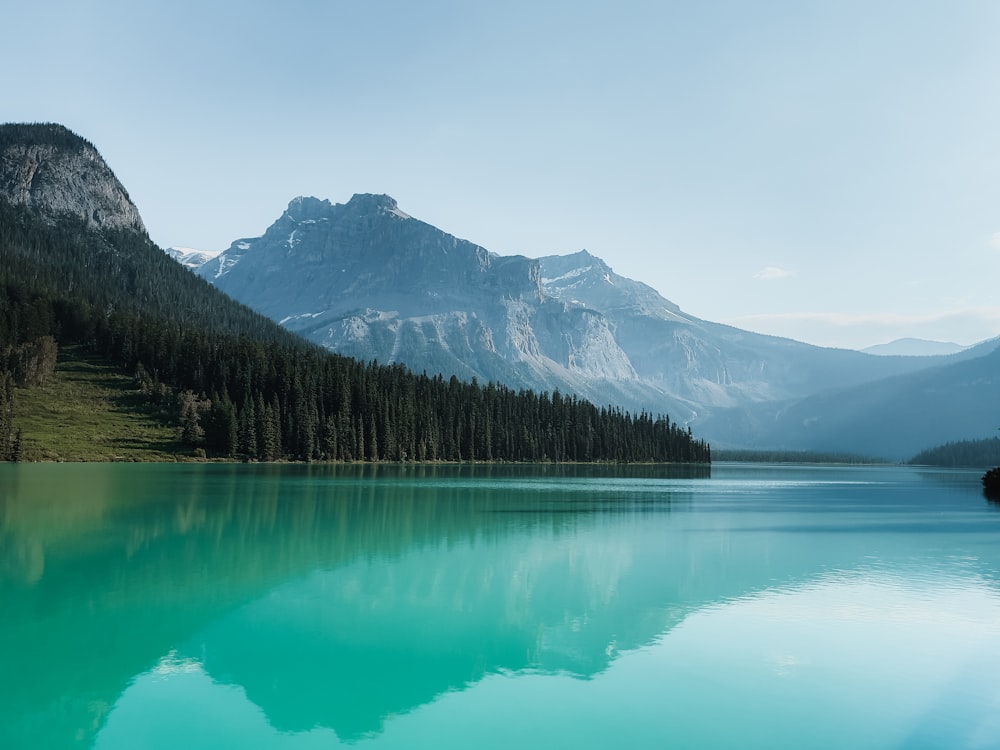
[184, 193, 1000, 459]
[861, 338, 968, 357]
[699, 337, 1000, 458]
[165, 246, 222, 270]
[5, 120, 991, 462]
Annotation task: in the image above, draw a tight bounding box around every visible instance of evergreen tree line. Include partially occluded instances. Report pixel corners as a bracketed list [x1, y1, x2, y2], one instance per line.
[908, 437, 1000, 468]
[712, 449, 883, 465]
[0, 371, 21, 461]
[0, 199, 710, 463]
[0, 122, 97, 152]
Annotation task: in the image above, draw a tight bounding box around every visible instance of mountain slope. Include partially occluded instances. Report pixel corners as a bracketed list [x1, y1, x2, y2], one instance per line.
[699, 341, 1000, 459]
[536, 251, 948, 409]
[198, 194, 962, 456]
[198, 195, 685, 415]
[201, 194, 542, 319]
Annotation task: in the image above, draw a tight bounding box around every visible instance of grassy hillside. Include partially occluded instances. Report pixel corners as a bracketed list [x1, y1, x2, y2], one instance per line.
[14, 346, 186, 461]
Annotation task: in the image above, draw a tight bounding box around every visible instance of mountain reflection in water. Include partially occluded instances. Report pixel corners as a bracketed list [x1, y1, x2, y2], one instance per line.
[1, 462, 998, 750]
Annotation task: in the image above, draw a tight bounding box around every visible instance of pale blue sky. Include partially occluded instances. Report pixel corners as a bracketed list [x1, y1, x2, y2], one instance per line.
[5, 0, 1000, 349]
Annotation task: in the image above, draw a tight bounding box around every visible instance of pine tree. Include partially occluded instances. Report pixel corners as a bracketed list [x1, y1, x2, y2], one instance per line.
[0, 371, 15, 461]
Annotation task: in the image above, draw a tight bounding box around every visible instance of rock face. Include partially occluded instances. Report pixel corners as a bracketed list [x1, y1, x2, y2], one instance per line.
[201, 194, 542, 316]
[0, 123, 146, 234]
[198, 194, 673, 411]
[198, 194, 951, 434]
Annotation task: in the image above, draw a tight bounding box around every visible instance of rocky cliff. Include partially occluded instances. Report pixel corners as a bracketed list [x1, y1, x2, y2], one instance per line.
[0, 123, 146, 234]
[200, 194, 542, 316]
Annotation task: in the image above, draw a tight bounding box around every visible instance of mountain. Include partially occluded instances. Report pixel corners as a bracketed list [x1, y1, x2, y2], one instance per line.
[198, 194, 976, 456]
[0, 123, 145, 234]
[165, 246, 221, 270]
[535, 250, 941, 409]
[198, 195, 680, 415]
[7, 121, 984, 462]
[1, 123, 706, 464]
[861, 337, 967, 357]
[700, 341, 1000, 460]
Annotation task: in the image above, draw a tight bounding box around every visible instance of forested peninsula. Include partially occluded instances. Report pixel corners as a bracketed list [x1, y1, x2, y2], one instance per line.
[0, 124, 709, 464]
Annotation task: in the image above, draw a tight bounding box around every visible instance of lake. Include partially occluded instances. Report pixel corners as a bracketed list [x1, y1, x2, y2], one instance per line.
[1, 462, 999, 750]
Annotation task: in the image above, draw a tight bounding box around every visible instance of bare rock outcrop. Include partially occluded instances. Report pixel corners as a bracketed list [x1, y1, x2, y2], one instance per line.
[0, 123, 146, 234]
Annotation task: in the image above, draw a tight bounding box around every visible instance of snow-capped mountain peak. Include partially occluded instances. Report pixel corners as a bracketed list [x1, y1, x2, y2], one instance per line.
[164, 246, 223, 270]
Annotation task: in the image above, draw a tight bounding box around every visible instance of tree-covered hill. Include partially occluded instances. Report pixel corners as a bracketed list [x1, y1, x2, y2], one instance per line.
[0, 125, 709, 463]
[908, 437, 1000, 469]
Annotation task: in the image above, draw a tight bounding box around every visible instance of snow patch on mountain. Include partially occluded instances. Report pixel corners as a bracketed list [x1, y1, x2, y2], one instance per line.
[164, 246, 223, 270]
[213, 252, 243, 279]
[541, 266, 593, 285]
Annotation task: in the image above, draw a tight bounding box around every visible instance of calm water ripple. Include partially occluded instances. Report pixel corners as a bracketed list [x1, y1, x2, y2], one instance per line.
[1, 462, 998, 749]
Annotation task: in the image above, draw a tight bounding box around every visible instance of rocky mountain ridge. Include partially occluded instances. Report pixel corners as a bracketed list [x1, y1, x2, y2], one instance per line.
[197, 194, 669, 411]
[199, 194, 545, 315]
[194, 193, 992, 457]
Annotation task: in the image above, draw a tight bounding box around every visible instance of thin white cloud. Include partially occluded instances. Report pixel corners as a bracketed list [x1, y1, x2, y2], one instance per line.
[732, 308, 1000, 328]
[753, 265, 794, 281]
[990, 232, 1000, 251]
[722, 306, 1000, 350]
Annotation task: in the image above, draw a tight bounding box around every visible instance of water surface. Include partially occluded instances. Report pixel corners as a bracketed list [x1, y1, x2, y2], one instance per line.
[1, 462, 998, 749]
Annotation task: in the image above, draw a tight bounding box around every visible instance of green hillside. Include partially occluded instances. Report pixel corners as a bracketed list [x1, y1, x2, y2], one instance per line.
[13, 346, 184, 461]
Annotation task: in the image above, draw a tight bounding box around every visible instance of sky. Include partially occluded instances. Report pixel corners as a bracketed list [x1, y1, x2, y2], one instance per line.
[5, 0, 1000, 351]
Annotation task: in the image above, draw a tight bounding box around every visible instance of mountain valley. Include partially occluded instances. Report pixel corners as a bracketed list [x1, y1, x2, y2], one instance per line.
[2, 121, 997, 462]
[1, 123, 706, 464]
[189, 193, 1000, 459]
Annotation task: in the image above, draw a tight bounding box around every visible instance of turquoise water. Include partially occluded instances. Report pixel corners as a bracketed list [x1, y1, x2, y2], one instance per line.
[1, 462, 999, 749]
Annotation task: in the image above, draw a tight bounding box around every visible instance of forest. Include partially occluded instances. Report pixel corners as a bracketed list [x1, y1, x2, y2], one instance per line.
[908, 437, 1000, 469]
[0, 198, 710, 463]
